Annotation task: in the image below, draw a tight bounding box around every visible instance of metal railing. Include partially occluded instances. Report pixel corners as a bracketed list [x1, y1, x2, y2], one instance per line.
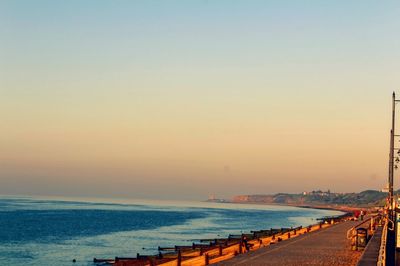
[346, 216, 378, 240]
[377, 219, 388, 266]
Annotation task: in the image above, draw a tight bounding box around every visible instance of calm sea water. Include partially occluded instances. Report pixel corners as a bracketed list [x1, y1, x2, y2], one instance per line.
[0, 196, 343, 266]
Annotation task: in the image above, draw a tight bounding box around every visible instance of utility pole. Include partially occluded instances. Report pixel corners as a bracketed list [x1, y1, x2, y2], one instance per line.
[389, 92, 400, 212]
[390, 92, 396, 213]
[387, 92, 398, 266]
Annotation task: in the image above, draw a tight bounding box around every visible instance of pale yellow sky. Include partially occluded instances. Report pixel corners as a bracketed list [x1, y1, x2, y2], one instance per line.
[1, 1, 400, 199]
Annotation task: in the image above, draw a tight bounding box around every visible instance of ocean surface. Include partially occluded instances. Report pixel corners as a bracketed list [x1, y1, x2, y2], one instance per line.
[0, 196, 343, 266]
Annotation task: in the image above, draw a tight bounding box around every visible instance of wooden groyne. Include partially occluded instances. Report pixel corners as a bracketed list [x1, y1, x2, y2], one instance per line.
[93, 212, 352, 266]
[217, 213, 383, 266]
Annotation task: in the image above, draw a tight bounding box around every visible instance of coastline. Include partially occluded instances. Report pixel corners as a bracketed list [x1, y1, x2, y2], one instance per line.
[205, 200, 359, 214]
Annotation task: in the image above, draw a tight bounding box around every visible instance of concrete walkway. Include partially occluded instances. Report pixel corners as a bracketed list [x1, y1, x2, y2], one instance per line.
[215, 220, 362, 266]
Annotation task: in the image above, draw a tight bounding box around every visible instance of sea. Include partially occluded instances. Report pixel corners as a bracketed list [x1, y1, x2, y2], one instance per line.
[0, 195, 344, 266]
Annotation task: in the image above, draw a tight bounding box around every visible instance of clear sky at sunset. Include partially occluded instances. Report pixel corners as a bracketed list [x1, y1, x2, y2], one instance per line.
[1, 1, 400, 200]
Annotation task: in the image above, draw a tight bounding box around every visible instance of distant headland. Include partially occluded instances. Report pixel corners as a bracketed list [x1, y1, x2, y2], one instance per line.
[207, 189, 392, 209]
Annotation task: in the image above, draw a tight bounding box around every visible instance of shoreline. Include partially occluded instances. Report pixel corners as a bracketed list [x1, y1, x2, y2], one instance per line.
[123, 212, 354, 266]
[205, 200, 361, 214]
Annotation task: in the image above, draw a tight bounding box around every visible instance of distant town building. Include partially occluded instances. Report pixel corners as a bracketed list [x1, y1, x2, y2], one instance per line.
[305, 190, 332, 197]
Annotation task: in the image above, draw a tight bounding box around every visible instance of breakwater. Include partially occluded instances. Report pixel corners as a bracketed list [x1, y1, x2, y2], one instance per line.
[96, 213, 352, 266]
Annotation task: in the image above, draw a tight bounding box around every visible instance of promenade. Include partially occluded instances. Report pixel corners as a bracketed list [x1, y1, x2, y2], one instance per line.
[215, 220, 362, 266]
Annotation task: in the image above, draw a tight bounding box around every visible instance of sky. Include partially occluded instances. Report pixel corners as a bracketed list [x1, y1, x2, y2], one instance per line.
[1, 1, 400, 200]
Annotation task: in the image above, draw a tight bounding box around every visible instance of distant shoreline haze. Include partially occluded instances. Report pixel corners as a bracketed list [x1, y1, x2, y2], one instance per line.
[0, 188, 389, 206]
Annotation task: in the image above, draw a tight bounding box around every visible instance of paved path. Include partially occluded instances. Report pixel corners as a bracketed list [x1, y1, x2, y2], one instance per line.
[215, 220, 362, 266]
